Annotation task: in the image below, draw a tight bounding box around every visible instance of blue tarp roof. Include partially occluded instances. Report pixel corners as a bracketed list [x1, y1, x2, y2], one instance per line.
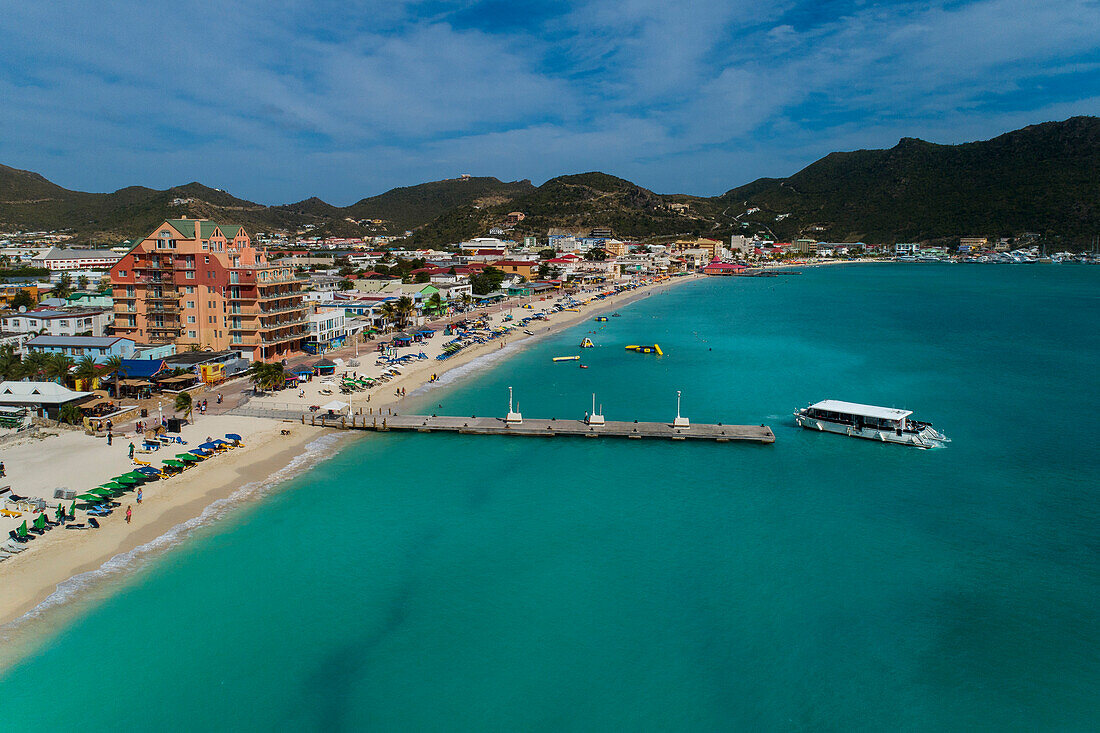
[119, 359, 166, 378]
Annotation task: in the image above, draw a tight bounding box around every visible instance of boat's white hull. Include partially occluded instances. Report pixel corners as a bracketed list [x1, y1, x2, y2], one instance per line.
[794, 414, 948, 449]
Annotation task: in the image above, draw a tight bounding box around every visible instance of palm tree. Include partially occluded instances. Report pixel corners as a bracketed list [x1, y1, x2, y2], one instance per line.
[264, 361, 285, 391]
[20, 351, 49, 381]
[379, 302, 397, 331]
[396, 295, 415, 328]
[45, 353, 74, 385]
[247, 360, 285, 393]
[73, 355, 99, 389]
[100, 355, 124, 398]
[426, 292, 443, 315]
[0, 345, 21, 381]
[174, 391, 193, 421]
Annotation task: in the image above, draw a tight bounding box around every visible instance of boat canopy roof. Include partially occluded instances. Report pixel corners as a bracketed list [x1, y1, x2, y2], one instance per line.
[809, 400, 912, 421]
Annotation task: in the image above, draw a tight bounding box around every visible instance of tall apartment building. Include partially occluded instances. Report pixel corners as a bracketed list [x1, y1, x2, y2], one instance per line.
[109, 218, 308, 362]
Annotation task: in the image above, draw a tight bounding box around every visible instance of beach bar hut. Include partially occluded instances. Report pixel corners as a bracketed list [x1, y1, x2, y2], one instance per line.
[311, 358, 338, 376]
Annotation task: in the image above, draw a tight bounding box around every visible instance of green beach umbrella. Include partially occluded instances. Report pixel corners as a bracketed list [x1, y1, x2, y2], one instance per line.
[88, 488, 113, 496]
[100, 482, 127, 492]
[68, 501, 76, 518]
[114, 475, 138, 485]
[163, 460, 184, 468]
[178, 454, 199, 463]
[76, 493, 103, 502]
[33, 513, 46, 530]
[17, 520, 28, 538]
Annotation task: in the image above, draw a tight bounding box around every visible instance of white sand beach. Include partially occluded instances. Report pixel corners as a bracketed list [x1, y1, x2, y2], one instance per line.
[0, 274, 696, 629]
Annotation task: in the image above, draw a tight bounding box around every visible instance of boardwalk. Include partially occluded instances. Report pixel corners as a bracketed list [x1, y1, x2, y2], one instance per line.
[305, 413, 775, 444]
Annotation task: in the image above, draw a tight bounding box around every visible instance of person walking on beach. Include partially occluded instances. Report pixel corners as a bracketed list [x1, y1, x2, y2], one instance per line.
[107, 431, 113, 446]
[136, 488, 142, 504]
[125, 505, 132, 524]
[128, 442, 135, 459]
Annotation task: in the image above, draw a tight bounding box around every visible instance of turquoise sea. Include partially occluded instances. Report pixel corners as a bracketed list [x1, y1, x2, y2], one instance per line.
[2, 264, 1098, 730]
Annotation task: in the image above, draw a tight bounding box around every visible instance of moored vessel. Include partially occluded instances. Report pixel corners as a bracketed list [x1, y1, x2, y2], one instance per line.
[794, 399, 949, 448]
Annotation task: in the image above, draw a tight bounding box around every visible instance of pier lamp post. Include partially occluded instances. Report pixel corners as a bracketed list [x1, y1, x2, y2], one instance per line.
[505, 386, 523, 424]
[587, 393, 605, 426]
[673, 390, 690, 429]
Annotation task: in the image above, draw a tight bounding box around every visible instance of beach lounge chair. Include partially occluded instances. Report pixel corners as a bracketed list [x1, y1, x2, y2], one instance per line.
[9, 524, 32, 542]
[2, 539, 26, 553]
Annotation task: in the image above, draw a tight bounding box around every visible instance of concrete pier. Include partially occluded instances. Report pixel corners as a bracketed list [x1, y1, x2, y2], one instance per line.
[310, 413, 775, 444]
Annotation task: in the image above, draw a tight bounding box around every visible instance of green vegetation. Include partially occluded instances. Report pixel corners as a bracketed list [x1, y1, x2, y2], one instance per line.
[173, 391, 193, 420]
[247, 361, 286, 393]
[469, 266, 505, 294]
[9, 290, 34, 309]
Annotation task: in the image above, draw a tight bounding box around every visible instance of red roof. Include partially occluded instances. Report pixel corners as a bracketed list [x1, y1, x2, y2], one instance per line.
[493, 260, 535, 267]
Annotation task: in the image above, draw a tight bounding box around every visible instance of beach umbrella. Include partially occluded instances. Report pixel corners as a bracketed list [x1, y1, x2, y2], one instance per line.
[113, 475, 138, 486]
[100, 482, 127, 491]
[188, 448, 211, 457]
[33, 513, 46, 531]
[68, 501, 76, 518]
[123, 471, 148, 483]
[76, 493, 103, 502]
[163, 460, 185, 468]
[199, 442, 220, 451]
[17, 520, 28, 538]
[56, 505, 65, 522]
[135, 466, 161, 477]
[88, 487, 114, 496]
[178, 453, 200, 463]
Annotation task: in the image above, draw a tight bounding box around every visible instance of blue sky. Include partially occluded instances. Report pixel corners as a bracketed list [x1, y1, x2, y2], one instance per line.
[2, 0, 1098, 204]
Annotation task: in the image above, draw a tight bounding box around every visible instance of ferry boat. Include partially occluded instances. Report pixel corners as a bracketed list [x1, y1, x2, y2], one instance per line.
[794, 400, 950, 448]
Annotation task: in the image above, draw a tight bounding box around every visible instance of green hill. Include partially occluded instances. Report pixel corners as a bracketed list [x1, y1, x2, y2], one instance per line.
[719, 116, 1100, 244]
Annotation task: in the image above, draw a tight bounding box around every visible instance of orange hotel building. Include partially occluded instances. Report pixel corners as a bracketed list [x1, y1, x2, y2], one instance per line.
[110, 218, 308, 362]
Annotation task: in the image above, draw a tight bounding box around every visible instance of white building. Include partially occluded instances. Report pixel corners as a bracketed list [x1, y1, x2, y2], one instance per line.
[31, 247, 124, 271]
[1, 307, 114, 337]
[307, 308, 348, 351]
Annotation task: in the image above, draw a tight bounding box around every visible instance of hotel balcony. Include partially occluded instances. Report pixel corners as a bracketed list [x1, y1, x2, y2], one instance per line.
[260, 329, 307, 345]
[259, 316, 309, 330]
[135, 273, 175, 285]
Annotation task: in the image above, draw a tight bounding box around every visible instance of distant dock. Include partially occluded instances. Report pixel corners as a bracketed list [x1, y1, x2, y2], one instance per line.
[308, 413, 775, 444]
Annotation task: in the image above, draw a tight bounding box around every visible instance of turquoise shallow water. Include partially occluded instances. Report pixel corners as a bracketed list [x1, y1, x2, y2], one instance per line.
[2, 264, 1098, 730]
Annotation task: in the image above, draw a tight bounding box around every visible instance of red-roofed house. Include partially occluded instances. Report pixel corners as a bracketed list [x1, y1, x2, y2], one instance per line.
[702, 260, 748, 276]
[493, 260, 537, 278]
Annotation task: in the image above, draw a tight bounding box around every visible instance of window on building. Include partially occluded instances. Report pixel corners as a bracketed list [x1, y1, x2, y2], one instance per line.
[187, 301, 195, 308]
[188, 330, 197, 338]
[119, 270, 127, 277]
[188, 316, 196, 323]
[186, 271, 195, 279]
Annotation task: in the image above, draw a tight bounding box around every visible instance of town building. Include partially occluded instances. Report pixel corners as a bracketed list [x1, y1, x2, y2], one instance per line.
[31, 247, 124, 271]
[493, 260, 538, 279]
[109, 218, 308, 362]
[0, 381, 92, 419]
[1, 307, 113, 337]
[24, 335, 136, 361]
[306, 308, 349, 353]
